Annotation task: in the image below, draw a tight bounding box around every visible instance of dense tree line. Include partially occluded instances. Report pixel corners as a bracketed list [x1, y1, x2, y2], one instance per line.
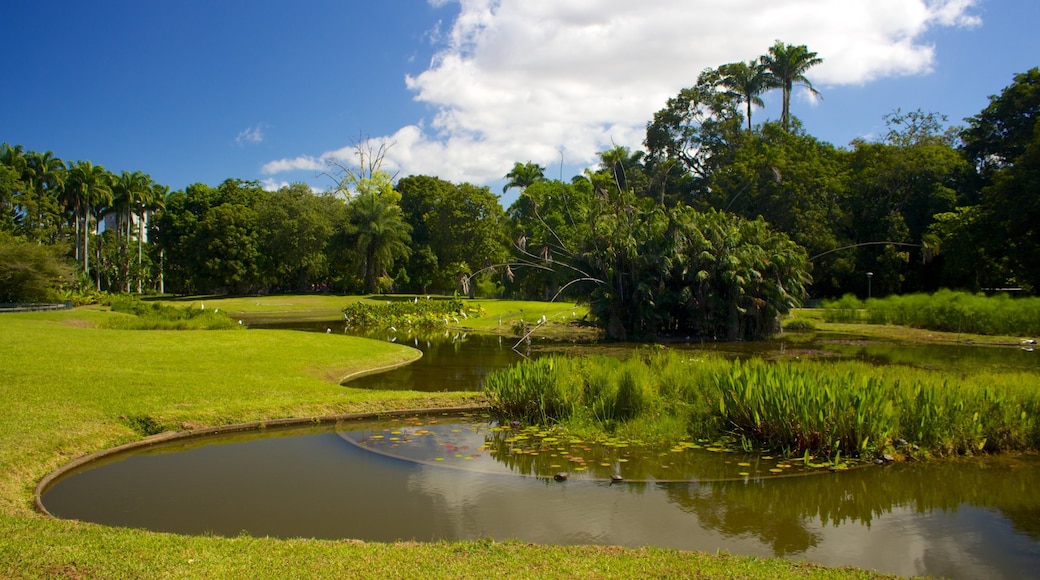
[2, 43, 1037, 339]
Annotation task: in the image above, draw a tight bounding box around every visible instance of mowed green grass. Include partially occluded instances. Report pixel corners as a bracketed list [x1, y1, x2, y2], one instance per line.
[0, 306, 894, 579]
[199, 294, 594, 337]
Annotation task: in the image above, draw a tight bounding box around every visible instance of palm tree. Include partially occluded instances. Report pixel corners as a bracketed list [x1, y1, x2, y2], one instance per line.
[110, 171, 152, 292]
[760, 41, 823, 131]
[135, 182, 167, 292]
[718, 60, 771, 132]
[22, 150, 66, 242]
[0, 144, 27, 229]
[503, 161, 546, 194]
[346, 187, 412, 293]
[597, 145, 645, 192]
[65, 161, 113, 275]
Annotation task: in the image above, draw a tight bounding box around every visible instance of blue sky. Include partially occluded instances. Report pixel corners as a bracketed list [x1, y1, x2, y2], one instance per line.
[2, 1, 1037, 206]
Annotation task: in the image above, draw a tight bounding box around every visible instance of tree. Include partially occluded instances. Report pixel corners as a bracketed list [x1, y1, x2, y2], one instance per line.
[326, 137, 413, 294]
[644, 67, 743, 201]
[718, 60, 771, 132]
[956, 68, 1040, 291]
[0, 232, 72, 302]
[110, 170, 153, 292]
[503, 161, 546, 194]
[760, 41, 822, 131]
[570, 185, 809, 340]
[0, 144, 26, 233]
[342, 172, 412, 293]
[398, 175, 507, 293]
[64, 161, 113, 277]
[506, 179, 594, 299]
[596, 145, 646, 194]
[20, 150, 66, 243]
[256, 183, 340, 292]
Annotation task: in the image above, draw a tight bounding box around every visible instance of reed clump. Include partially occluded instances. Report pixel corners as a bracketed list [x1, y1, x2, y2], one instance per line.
[104, 296, 240, 330]
[822, 290, 1040, 337]
[483, 350, 1040, 459]
[342, 296, 480, 331]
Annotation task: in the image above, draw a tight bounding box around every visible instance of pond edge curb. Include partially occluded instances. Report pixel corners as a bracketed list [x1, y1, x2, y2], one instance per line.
[33, 404, 488, 519]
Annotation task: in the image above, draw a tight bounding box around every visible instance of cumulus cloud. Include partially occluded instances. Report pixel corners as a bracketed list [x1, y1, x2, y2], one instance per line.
[261, 155, 325, 174]
[235, 124, 266, 145]
[265, 0, 980, 186]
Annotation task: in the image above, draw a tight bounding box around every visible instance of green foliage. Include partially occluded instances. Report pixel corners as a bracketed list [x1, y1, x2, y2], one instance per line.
[342, 296, 477, 331]
[104, 296, 239, 330]
[485, 350, 1040, 459]
[822, 290, 1040, 336]
[576, 193, 810, 340]
[0, 233, 72, 302]
[397, 176, 508, 293]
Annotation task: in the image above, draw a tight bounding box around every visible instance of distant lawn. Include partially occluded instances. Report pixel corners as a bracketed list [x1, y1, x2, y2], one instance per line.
[0, 307, 891, 579]
[181, 294, 597, 338]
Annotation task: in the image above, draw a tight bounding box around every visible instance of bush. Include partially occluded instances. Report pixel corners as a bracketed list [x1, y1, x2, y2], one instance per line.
[0, 235, 72, 303]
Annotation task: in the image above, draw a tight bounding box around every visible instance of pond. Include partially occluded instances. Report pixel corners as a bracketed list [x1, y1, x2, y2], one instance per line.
[255, 319, 1040, 391]
[42, 413, 1040, 580]
[39, 323, 1040, 579]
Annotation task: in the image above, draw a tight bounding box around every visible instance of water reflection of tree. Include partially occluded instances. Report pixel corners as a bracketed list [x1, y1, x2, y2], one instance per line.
[666, 482, 821, 555]
[664, 456, 1040, 556]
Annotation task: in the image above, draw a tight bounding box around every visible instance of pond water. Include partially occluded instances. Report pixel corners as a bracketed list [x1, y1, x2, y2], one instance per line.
[253, 319, 1040, 392]
[42, 413, 1040, 580]
[39, 322, 1040, 579]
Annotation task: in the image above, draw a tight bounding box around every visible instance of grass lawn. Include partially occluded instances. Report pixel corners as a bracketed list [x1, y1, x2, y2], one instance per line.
[0, 303, 895, 579]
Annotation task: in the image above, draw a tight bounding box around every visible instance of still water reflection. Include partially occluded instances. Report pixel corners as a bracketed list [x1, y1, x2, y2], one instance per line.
[42, 415, 1040, 580]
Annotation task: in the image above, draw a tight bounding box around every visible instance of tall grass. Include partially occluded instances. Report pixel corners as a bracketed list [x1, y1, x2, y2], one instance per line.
[342, 296, 479, 331]
[104, 296, 240, 330]
[484, 350, 1040, 458]
[822, 290, 1040, 336]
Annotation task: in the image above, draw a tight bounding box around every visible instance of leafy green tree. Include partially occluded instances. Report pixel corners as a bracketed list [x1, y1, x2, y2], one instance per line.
[256, 183, 340, 292]
[958, 68, 1040, 291]
[844, 114, 967, 294]
[195, 202, 260, 293]
[759, 41, 822, 131]
[506, 179, 594, 299]
[644, 67, 743, 201]
[0, 232, 72, 302]
[151, 179, 265, 294]
[397, 175, 455, 292]
[596, 145, 647, 194]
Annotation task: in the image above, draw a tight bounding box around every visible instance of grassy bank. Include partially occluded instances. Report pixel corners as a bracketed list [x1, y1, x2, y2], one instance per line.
[821, 290, 1040, 338]
[0, 307, 888, 579]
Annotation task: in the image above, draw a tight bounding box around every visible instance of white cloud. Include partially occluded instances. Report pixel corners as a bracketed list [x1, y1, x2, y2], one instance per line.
[264, 0, 980, 186]
[260, 155, 325, 174]
[235, 124, 266, 145]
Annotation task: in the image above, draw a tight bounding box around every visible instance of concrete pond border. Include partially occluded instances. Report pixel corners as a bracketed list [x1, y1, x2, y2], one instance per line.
[34, 404, 488, 518]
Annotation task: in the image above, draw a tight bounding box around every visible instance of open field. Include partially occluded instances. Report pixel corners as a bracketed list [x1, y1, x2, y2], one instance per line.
[0, 305, 892, 579]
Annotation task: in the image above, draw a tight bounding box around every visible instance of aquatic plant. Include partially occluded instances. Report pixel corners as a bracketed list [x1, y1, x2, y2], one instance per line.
[342, 296, 479, 331]
[484, 349, 1040, 459]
